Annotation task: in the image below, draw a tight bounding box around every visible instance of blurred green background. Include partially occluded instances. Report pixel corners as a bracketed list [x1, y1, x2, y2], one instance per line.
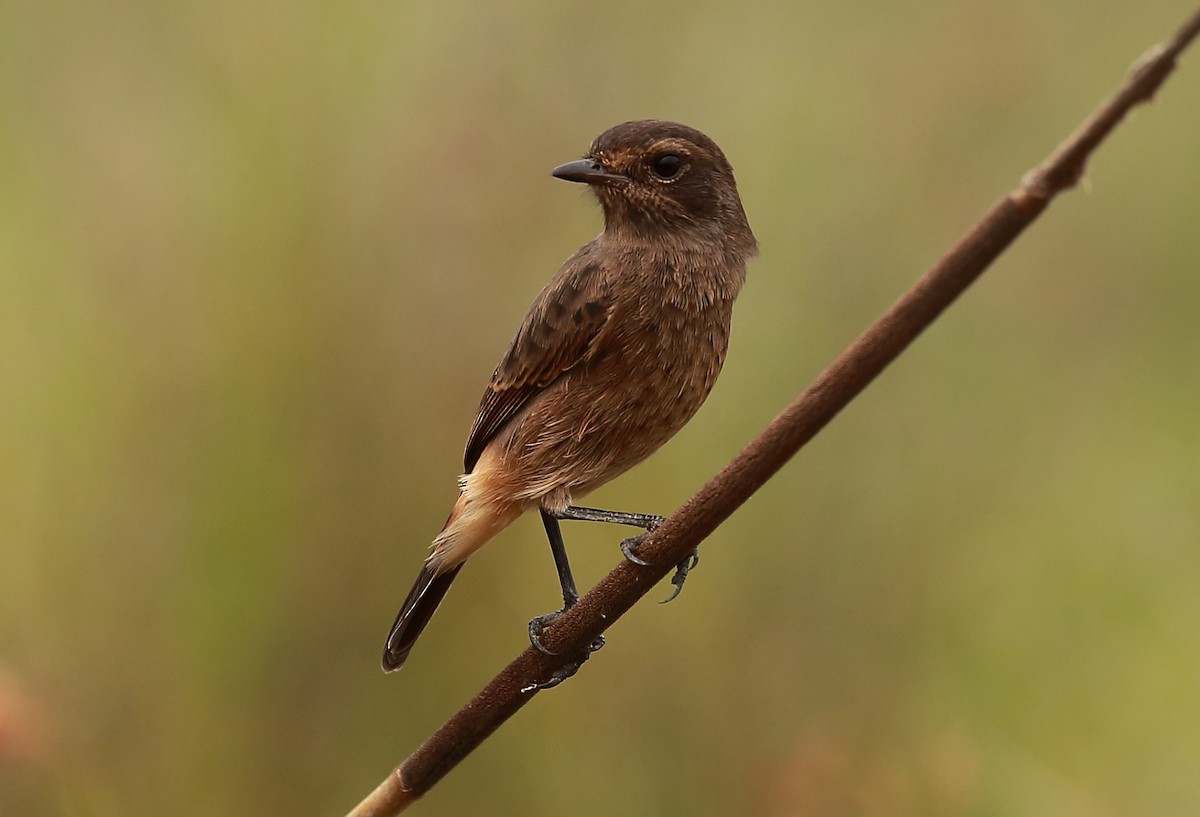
[3, 1, 1200, 815]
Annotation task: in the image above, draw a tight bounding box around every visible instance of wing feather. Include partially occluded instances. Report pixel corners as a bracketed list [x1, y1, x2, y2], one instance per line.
[463, 253, 612, 472]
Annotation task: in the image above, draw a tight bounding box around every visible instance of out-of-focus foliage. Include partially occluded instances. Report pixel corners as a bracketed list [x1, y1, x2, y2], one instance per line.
[3, 1, 1199, 815]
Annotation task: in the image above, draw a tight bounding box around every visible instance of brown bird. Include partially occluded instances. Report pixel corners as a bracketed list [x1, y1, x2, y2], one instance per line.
[382, 120, 758, 681]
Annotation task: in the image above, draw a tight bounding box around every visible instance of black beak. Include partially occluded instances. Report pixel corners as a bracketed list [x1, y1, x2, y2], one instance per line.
[551, 158, 626, 185]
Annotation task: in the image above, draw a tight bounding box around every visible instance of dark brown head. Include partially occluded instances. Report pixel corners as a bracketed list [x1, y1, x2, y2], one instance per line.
[552, 120, 757, 259]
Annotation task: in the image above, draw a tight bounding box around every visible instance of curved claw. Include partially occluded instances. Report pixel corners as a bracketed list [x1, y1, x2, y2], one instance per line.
[527, 608, 606, 689]
[536, 664, 578, 690]
[536, 634, 605, 690]
[620, 534, 652, 566]
[528, 610, 562, 655]
[660, 549, 700, 604]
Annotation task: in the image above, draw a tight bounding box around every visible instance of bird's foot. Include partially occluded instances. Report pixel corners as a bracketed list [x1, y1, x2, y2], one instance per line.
[662, 549, 700, 604]
[620, 536, 701, 604]
[620, 532, 653, 566]
[527, 607, 605, 690]
[616, 513, 665, 565]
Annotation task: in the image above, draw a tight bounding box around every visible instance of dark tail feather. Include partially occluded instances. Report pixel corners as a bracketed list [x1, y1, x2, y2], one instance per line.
[381, 562, 463, 672]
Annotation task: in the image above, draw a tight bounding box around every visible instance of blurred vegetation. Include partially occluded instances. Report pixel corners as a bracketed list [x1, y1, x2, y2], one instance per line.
[2, 1, 1199, 815]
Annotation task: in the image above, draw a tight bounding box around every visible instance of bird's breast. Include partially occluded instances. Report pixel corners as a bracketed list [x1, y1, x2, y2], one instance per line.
[582, 290, 735, 458]
[491, 258, 743, 506]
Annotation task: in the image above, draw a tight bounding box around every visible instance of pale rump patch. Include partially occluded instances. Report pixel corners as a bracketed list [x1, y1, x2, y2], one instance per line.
[426, 448, 522, 574]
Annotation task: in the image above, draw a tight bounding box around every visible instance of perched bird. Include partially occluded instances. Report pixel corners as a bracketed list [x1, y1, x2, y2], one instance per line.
[382, 120, 758, 679]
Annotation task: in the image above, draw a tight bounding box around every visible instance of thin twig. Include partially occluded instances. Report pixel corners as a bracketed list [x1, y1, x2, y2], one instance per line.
[345, 8, 1200, 815]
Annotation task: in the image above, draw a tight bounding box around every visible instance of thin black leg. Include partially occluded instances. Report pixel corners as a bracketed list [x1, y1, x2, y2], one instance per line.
[528, 502, 696, 688]
[553, 504, 700, 604]
[541, 510, 579, 608]
[553, 505, 665, 530]
[528, 509, 605, 688]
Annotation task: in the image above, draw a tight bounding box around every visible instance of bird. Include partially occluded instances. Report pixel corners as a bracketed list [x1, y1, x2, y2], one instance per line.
[382, 120, 758, 681]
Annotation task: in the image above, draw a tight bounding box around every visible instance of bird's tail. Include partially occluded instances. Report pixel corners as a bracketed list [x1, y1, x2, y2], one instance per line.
[381, 561, 463, 672]
[381, 469, 522, 672]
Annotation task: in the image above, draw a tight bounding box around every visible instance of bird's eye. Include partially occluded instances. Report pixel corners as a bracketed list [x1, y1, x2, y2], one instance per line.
[651, 154, 683, 180]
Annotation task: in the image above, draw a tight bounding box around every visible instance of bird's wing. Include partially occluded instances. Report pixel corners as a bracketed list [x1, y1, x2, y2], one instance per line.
[463, 255, 613, 472]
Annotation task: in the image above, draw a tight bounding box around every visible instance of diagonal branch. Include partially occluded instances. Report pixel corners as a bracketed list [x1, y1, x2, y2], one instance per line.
[345, 8, 1200, 816]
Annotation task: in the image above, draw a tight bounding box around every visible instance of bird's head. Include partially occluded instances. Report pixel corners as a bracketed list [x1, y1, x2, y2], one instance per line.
[552, 120, 757, 257]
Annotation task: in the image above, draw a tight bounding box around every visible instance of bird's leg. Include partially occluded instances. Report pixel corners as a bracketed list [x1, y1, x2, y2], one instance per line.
[544, 510, 582, 610]
[553, 504, 666, 530]
[555, 504, 664, 565]
[553, 505, 699, 604]
[528, 510, 605, 688]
